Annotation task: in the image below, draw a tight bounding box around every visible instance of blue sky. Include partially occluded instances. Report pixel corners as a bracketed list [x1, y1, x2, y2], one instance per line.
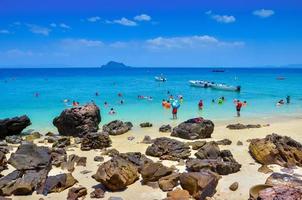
[0, 0, 301, 67]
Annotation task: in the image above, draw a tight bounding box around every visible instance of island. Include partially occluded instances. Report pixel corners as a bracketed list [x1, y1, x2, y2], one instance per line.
[101, 61, 132, 69]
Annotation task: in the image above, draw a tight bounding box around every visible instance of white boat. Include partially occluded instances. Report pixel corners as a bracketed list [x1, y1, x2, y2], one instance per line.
[189, 80, 213, 88]
[155, 76, 167, 82]
[211, 83, 241, 92]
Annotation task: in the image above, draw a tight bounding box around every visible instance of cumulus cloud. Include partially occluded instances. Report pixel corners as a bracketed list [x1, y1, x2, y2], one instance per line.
[87, 16, 101, 22]
[59, 23, 71, 29]
[134, 14, 151, 21]
[0, 29, 10, 34]
[253, 9, 275, 18]
[62, 39, 103, 47]
[113, 17, 137, 26]
[206, 10, 236, 24]
[26, 24, 51, 36]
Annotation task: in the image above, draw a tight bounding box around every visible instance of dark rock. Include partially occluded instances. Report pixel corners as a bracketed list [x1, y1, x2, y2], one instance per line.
[67, 186, 87, 200]
[229, 182, 238, 191]
[258, 165, 273, 174]
[90, 188, 105, 198]
[5, 135, 22, 144]
[61, 154, 86, 172]
[94, 156, 104, 162]
[159, 124, 172, 133]
[102, 120, 132, 136]
[146, 137, 191, 161]
[141, 162, 174, 183]
[179, 171, 220, 200]
[140, 122, 153, 128]
[249, 133, 302, 167]
[92, 157, 139, 191]
[141, 135, 152, 144]
[118, 152, 153, 171]
[158, 173, 179, 191]
[102, 148, 120, 157]
[52, 137, 71, 148]
[171, 118, 214, 140]
[0, 152, 7, 173]
[258, 185, 302, 200]
[51, 148, 67, 167]
[53, 103, 101, 137]
[195, 142, 220, 159]
[41, 173, 77, 195]
[46, 136, 57, 143]
[0, 115, 31, 138]
[236, 141, 243, 146]
[215, 139, 232, 145]
[187, 141, 207, 150]
[76, 156, 87, 166]
[166, 188, 191, 200]
[81, 132, 111, 151]
[45, 132, 55, 136]
[80, 170, 92, 174]
[226, 123, 261, 130]
[265, 173, 302, 188]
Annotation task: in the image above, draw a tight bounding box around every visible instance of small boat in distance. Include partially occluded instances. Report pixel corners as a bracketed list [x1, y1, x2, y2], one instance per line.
[155, 75, 167, 82]
[211, 83, 241, 92]
[276, 76, 286, 80]
[189, 80, 213, 88]
[212, 69, 225, 73]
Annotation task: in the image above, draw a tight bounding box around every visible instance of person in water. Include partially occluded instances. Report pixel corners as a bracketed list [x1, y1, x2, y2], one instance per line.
[72, 101, 79, 107]
[95, 92, 99, 96]
[165, 101, 171, 109]
[120, 100, 124, 104]
[162, 99, 167, 106]
[198, 100, 203, 110]
[212, 99, 215, 103]
[118, 93, 122, 97]
[276, 99, 285, 106]
[286, 96, 290, 104]
[218, 98, 223, 104]
[109, 108, 116, 115]
[235, 100, 243, 117]
[104, 101, 108, 107]
[172, 106, 178, 119]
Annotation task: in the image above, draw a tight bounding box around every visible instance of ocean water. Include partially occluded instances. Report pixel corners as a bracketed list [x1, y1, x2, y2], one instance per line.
[1, 68, 302, 132]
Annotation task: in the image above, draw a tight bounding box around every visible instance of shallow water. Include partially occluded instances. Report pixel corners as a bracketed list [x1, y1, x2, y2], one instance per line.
[1, 67, 302, 131]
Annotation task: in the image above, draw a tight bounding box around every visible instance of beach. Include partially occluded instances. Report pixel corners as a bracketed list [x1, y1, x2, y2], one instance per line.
[1, 114, 302, 200]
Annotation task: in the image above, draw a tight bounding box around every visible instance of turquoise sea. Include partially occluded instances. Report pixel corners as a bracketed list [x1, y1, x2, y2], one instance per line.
[1, 68, 302, 132]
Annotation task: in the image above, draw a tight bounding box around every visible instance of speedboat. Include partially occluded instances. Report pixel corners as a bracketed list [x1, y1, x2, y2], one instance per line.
[155, 76, 167, 82]
[211, 83, 241, 92]
[189, 80, 213, 88]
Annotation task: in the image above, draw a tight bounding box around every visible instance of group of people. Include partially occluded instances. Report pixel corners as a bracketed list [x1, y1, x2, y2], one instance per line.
[276, 96, 290, 106]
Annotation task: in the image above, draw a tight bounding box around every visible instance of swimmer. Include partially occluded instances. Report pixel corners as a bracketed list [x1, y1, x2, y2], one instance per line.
[109, 108, 116, 115]
[212, 99, 215, 103]
[198, 100, 203, 110]
[120, 100, 124, 104]
[34, 92, 39, 97]
[218, 98, 223, 104]
[95, 92, 99, 96]
[162, 99, 167, 106]
[276, 99, 285, 106]
[104, 101, 108, 107]
[165, 101, 171, 109]
[118, 93, 122, 97]
[72, 101, 79, 107]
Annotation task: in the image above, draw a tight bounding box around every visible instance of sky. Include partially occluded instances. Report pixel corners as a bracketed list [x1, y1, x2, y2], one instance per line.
[0, 0, 302, 68]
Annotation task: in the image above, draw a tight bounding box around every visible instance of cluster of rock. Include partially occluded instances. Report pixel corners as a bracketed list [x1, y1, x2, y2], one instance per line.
[140, 122, 152, 128]
[226, 123, 262, 130]
[159, 124, 172, 132]
[103, 120, 133, 135]
[171, 118, 214, 140]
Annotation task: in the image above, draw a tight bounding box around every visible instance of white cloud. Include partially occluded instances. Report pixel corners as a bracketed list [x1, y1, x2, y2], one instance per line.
[62, 39, 103, 47]
[50, 23, 57, 27]
[5, 49, 34, 56]
[0, 29, 10, 34]
[206, 11, 236, 24]
[113, 17, 137, 26]
[134, 14, 151, 21]
[59, 23, 71, 29]
[26, 24, 51, 36]
[87, 16, 101, 22]
[253, 9, 275, 18]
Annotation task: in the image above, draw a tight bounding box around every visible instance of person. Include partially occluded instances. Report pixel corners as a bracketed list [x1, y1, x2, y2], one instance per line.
[118, 93, 122, 97]
[34, 92, 39, 97]
[218, 98, 223, 104]
[95, 92, 99, 96]
[109, 108, 116, 115]
[235, 100, 243, 117]
[198, 100, 203, 110]
[179, 95, 184, 103]
[104, 101, 108, 107]
[165, 101, 171, 109]
[276, 99, 285, 106]
[221, 96, 225, 101]
[72, 101, 79, 107]
[162, 99, 167, 107]
[286, 96, 290, 104]
[172, 106, 178, 119]
[212, 99, 215, 103]
[120, 100, 124, 104]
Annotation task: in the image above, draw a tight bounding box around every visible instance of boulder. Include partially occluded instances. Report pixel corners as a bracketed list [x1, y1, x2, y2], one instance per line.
[249, 134, 302, 167]
[265, 173, 302, 188]
[141, 135, 152, 144]
[118, 152, 153, 171]
[61, 154, 86, 172]
[166, 188, 191, 200]
[53, 103, 101, 137]
[102, 148, 120, 157]
[102, 120, 132, 135]
[140, 122, 152, 128]
[0, 115, 31, 138]
[159, 124, 172, 133]
[187, 141, 207, 150]
[226, 123, 261, 130]
[81, 132, 111, 151]
[258, 185, 302, 200]
[51, 148, 67, 167]
[0, 152, 7, 173]
[146, 137, 191, 161]
[158, 173, 179, 191]
[194, 142, 220, 159]
[41, 173, 77, 195]
[67, 186, 87, 200]
[179, 171, 220, 200]
[94, 156, 104, 162]
[171, 118, 214, 140]
[141, 162, 174, 183]
[229, 182, 238, 191]
[92, 157, 139, 191]
[52, 137, 71, 148]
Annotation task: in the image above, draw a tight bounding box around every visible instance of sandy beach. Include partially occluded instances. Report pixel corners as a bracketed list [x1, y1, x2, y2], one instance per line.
[2, 114, 302, 200]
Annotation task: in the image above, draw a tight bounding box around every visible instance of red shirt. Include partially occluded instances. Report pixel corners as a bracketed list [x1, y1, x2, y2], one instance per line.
[236, 102, 243, 109]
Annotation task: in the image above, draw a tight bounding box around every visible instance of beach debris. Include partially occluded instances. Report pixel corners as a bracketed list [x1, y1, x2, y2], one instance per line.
[140, 122, 153, 128]
[179, 170, 220, 200]
[94, 156, 104, 162]
[67, 186, 87, 200]
[258, 165, 273, 174]
[265, 173, 302, 188]
[236, 141, 243, 146]
[166, 188, 191, 200]
[159, 124, 172, 133]
[5, 135, 22, 144]
[118, 152, 153, 172]
[141, 162, 174, 183]
[51, 147, 67, 167]
[215, 138, 232, 145]
[146, 137, 191, 161]
[257, 185, 302, 200]
[92, 156, 139, 191]
[24, 132, 41, 142]
[53, 103, 101, 137]
[41, 173, 77, 194]
[52, 137, 71, 148]
[141, 135, 153, 144]
[187, 141, 207, 150]
[249, 133, 302, 167]
[229, 182, 239, 191]
[102, 148, 120, 157]
[171, 118, 214, 140]
[158, 172, 180, 191]
[81, 132, 111, 151]
[102, 120, 133, 135]
[0, 115, 31, 138]
[90, 188, 105, 198]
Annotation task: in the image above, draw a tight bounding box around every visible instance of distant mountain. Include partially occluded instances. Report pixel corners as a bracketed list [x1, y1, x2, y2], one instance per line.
[100, 61, 131, 69]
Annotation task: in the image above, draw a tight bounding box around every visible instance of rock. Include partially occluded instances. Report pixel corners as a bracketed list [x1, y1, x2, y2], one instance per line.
[81, 132, 111, 151]
[258, 185, 302, 200]
[0, 152, 7, 173]
[92, 157, 139, 191]
[102, 148, 119, 157]
[24, 132, 41, 142]
[8, 143, 51, 170]
[108, 197, 123, 200]
[146, 137, 191, 161]
[236, 141, 243, 146]
[118, 152, 153, 171]
[195, 142, 220, 159]
[158, 173, 179, 191]
[0, 115, 31, 138]
[249, 133, 302, 167]
[51, 148, 67, 167]
[187, 141, 207, 150]
[90, 188, 105, 198]
[159, 124, 172, 133]
[141, 162, 174, 183]
[41, 173, 77, 195]
[215, 139, 232, 145]
[229, 182, 238, 191]
[171, 118, 214, 140]
[141, 135, 152, 144]
[53, 103, 101, 137]
[74, 137, 82, 144]
[258, 165, 273, 174]
[52, 137, 71, 148]
[226, 123, 261, 130]
[61, 154, 86, 172]
[265, 173, 302, 188]
[45, 132, 55, 136]
[76, 156, 86, 166]
[127, 136, 135, 141]
[102, 120, 132, 136]
[140, 122, 153, 128]
[80, 170, 92, 174]
[5, 135, 22, 144]
[46, 136, 57, 143]
[94, 156, 104, 162]
[67, 186, 87, 200]
[166, 188, 191, 200]
[179, 171, 220, 200]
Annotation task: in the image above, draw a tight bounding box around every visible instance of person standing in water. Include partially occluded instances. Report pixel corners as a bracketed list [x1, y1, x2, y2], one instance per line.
[235, 100, 243, 117]
[172, 100, 180, 119]
[198, 100, 203, 110]
[286, 96, 290, 104]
